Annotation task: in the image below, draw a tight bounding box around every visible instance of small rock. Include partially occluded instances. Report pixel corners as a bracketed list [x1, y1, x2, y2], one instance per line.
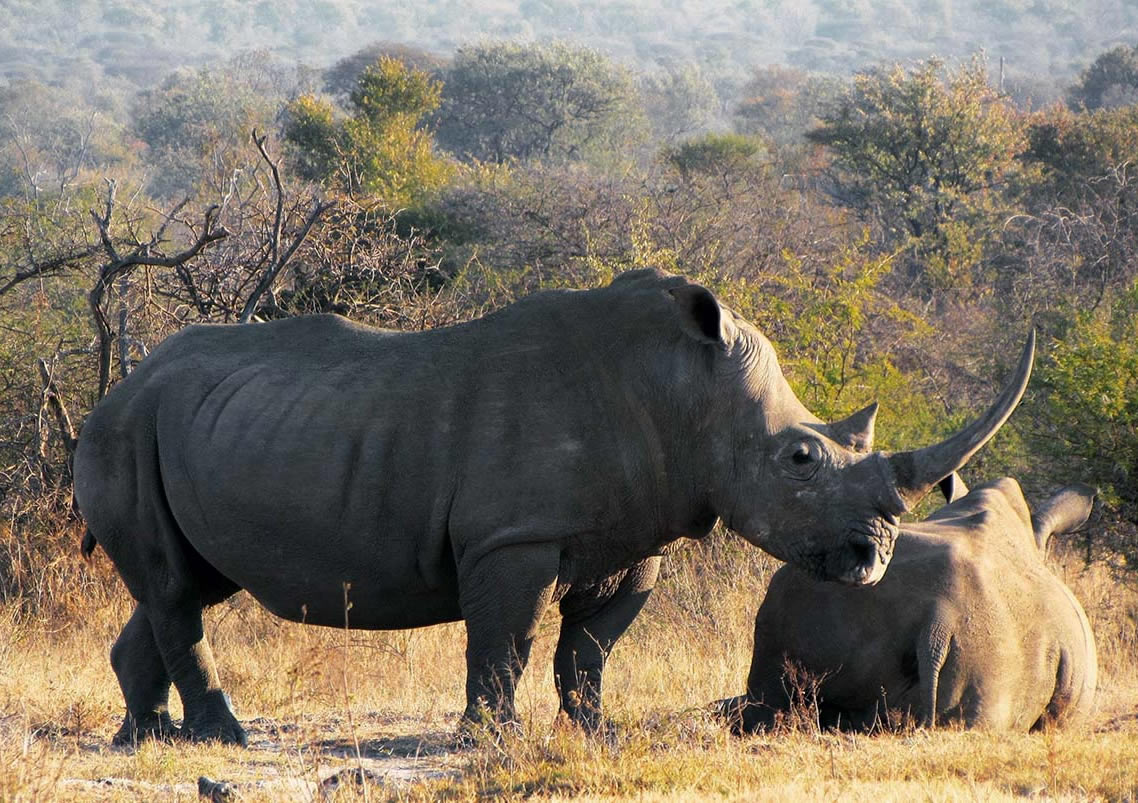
[321, 767, 384, 792]
[198, 775, 237, 801]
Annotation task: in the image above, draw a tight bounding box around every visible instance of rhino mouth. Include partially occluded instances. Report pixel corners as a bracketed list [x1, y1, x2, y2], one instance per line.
[828, 521, 896, 586]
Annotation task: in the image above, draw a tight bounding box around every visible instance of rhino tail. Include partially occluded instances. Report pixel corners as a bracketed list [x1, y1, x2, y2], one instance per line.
[80, 528, 97, 559]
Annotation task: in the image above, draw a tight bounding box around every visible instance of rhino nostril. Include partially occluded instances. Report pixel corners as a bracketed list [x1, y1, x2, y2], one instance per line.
[850, 535, 875, 568]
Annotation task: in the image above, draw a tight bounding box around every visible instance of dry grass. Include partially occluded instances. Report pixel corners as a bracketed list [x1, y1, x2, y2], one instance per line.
[1, 526, 1137, 801]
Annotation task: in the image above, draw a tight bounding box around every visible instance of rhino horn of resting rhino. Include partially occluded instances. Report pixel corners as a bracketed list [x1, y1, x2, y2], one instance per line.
[1031, 483, 1096, 552]
[72, 268, 1033, 745]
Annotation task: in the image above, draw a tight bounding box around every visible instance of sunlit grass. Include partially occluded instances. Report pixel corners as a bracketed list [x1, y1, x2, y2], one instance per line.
[1, 528, 1136, 800]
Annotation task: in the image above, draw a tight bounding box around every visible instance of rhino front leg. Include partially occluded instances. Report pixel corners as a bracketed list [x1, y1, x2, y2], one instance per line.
[554, 557, 660, 732]
[147, 597, 247, 746]
[110, 605, 177, 746]
[459, 543, 561, 728]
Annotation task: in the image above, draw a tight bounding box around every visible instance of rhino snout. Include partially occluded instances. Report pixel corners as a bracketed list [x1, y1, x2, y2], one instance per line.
[832, 523, 895, 586]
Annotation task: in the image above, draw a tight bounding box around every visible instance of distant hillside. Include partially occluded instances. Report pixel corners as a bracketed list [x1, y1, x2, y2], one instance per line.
[2, 0, 1136, 99]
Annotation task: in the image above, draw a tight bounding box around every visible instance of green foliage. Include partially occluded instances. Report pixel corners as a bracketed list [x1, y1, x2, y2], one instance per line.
[434, 41, 646, 165]
[1068, 44, 1138, 111]
[350, 57, 442, 124]
[714, 242, 934, 435]
[284, 57, 452, 205]
[1022, 104, 1138, 205]
[1007, 104, 1138, 310]
[324, 41, 445, 99]
[281, 94, 340, 183]
[1033, 285, 1138, 565]
[666, 134, 766, 181]
[807, 56, 1024, 293]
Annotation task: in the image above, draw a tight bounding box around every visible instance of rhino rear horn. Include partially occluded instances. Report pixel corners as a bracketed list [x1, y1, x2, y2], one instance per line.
[888, 331, 1035, 508]
[829, 402, 878, 453]
[1031, 483, 1096, 551]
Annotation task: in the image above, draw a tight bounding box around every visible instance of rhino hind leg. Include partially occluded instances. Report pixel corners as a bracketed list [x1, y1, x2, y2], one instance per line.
[111, 604, 178, 746]
[554, 557, 660, 732]
[458, 543, 561, 730]
[146, 596, 247, 746]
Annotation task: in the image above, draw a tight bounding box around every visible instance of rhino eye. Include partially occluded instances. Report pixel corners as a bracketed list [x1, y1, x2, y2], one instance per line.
[778, 436, 823, 475]
[784, 440, 822, 478]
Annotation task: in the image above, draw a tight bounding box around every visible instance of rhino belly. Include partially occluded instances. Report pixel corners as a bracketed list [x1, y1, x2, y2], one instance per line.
[249, 572, 463, 630]
[176, 512, 463, 630]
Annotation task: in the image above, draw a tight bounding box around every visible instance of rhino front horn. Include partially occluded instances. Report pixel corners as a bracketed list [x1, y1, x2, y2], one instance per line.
[888, 330, 1035, 508]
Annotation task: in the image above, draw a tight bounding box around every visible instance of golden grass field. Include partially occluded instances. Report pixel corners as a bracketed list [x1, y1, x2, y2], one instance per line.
[1, 523, 1137, 801]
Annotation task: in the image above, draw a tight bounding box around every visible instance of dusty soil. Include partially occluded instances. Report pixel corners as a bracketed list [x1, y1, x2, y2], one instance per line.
[28, 712, 465, 800]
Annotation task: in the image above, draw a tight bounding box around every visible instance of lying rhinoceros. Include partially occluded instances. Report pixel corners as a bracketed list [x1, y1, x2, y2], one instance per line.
[718, 476, 1097, 732]
[73, 268, 1033, 745]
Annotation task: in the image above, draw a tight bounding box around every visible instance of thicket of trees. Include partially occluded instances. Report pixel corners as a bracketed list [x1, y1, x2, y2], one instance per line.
[4, 40, 1138, 610]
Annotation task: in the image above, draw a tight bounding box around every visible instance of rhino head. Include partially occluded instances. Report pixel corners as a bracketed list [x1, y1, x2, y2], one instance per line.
[666, 280, 1034, 586]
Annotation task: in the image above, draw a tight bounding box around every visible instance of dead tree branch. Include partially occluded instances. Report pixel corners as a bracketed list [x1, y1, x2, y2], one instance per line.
[0, 243, 102, 296]
[238, 130, 334, 324]
[36, 357, 77, 455]
[88, 181, 230, 399]
[35, 356, 78, 487]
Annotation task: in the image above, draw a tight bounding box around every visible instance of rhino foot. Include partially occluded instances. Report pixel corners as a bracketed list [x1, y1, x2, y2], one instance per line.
[453, 707, 524, 750]
[711, 695, 772, 735]
[112, 711, 179, 747]
[181, 690, 248, 746]
[554, 708, 622, 745]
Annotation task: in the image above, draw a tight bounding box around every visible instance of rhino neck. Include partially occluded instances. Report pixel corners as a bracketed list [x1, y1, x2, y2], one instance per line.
[608, 345, 725, 546]
[705, 331, 821, 534]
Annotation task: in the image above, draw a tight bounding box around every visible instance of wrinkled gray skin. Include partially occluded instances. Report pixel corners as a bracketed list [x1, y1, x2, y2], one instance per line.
[72, 269, 1032, 746]
[718, 477, 1098, 733]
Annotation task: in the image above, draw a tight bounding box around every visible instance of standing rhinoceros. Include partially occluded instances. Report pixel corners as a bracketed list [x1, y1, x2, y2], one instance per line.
[73, 269, 1033, 745]
[718, 477, 1097, 732]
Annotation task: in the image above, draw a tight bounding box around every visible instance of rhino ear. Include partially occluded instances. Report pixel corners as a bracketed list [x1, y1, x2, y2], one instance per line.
[936, 472, 969, 504]
[669, 284, 734, 345]
[828, 402, 878, 453]
[1031, 483, 1096, 552]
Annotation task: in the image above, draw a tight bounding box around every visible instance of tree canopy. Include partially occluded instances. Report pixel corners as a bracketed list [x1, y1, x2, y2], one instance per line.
[284, 56, 452, 205]
[434, 41, 644, 164]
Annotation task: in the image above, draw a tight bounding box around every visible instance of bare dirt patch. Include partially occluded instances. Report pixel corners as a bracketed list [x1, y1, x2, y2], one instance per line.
[13, 711, 464, 801]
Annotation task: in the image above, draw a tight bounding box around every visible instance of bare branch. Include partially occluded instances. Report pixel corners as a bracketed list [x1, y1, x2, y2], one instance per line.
[239, 130, 334, 324]
[0, 243, 102, 296]
[253, 129, 284, 269]
[36, 357, 77, 458]
[238, 198, 334, 323]
[88, 182, 231, 399]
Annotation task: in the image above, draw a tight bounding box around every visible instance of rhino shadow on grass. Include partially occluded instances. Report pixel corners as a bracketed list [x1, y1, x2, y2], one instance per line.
[717, 476, 1098, 733]
[73, 268, 1034, 746]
